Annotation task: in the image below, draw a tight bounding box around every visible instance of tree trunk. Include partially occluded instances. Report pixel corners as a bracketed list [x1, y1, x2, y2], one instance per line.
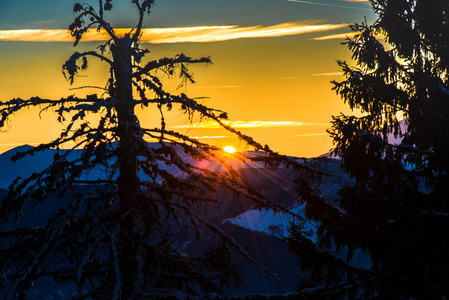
[111, 36, 142, 299]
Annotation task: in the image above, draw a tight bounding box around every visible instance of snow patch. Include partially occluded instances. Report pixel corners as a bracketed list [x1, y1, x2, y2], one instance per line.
[225, 204, 318, 242]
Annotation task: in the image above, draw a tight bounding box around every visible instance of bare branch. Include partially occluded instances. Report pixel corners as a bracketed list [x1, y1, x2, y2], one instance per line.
[63, 51, 113, 84]
[152, 198, 282, 284]
[134, 55, 211, 78]
[69, 86, 108, 91]
[71, 3, 118, 43]
[132, 0, 145, 41]
[0, 96, 97, 128]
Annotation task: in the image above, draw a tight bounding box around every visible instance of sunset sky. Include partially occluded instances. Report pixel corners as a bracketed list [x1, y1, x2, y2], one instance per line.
[0, 0, 376, 157]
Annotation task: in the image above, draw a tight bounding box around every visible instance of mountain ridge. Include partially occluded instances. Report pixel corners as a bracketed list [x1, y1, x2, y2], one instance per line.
[0, 143, 349, 297]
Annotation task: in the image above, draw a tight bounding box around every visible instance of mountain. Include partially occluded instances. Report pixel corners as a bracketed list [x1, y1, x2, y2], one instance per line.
[0, 144, 269, 189]
[0, 145, 54, 189]
[0, 145, 107, 189]
[0, 144, 348, 298]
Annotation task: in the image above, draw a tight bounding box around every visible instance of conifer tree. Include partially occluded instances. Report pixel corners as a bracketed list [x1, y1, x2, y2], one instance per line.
[287, 0, 449, 298]
[0, 1, 315, 298]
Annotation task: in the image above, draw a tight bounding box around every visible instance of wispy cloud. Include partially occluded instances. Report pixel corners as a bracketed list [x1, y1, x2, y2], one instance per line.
[278, 76, 307, 79]
[193, 86, 243, 89]
[287, 0, 371, 11]
[0, 29, 72, 42]
[173, 120, 328, 129]
[314, 31, 385, 40]
[0, 22, 347, 43]
[279, 72, 343, 79]
[311, 72, 344, 76]
[189, 135, 230, 139]
[140, 23, 347, 43]
[293, 133, 327, 137]
[313, 32, 357, 40]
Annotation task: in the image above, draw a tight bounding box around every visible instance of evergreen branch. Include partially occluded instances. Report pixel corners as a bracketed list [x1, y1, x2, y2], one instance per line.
[132, 0, 147, 41]
[71, 2, 118, 44]
[139, 181, 218, 204]
[142, 128, 211, 148]
[74, 179, 116, 184]
[109, 233, 121, 300]
[10, 127, 115, 163]
[133, 54, 211, 78]
[152, 198, 283, 283]
[69, 86, 108, 91]
[81, 51, 113, 65]
[63, 51, 113, 84]
[0, 96, 97, 127]
[0, 136, 117, 224]
[11, 227, 62, 299]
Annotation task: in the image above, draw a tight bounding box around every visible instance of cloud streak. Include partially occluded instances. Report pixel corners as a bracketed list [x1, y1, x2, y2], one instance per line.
[287, 0, 371, 11]
[279, 72, 343, 79]
[314, 31, 385, 40]
[173, 120, 328, 129]
[193, 86, 243, 89]
[189, 135, 230, 139]
[0, 22, 347, 43]
[293, 133, 327, 137]
[311, 72, 344, 76]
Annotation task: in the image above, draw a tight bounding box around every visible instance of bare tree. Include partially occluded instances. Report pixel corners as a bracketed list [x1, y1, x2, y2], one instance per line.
[0, 1, 318, 298]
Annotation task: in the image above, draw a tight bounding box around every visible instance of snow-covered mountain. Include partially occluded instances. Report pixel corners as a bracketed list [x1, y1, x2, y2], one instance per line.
[0, 144, 349, 297]
[0, 143, 346, 242]
[0, 143, 269, 189]
[0, 145, 109, 189]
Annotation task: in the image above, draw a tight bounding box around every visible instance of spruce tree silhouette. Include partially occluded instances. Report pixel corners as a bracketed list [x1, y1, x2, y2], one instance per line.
[287, 1, 449, 299]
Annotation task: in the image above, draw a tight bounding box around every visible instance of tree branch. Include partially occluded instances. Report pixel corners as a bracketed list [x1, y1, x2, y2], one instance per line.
[88, 4, 118, 42]
[133, 1, 145, 41]
[133, 55, 211, 78]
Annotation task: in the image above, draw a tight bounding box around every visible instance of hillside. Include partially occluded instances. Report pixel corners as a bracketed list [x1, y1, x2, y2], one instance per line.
[0, 144, 348, 298]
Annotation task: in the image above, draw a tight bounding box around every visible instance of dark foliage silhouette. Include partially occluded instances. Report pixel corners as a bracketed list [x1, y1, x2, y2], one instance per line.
[287, 0, 449, 298]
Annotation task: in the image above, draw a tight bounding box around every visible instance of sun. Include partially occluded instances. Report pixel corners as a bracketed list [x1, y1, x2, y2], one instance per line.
[223, 146, 237, 154]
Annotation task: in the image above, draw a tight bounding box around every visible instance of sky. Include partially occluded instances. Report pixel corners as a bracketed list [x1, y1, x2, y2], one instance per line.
[0, 0, 376, 157]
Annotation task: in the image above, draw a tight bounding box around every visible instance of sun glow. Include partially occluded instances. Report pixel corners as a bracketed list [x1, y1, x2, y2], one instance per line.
[223, 146, 237, 154]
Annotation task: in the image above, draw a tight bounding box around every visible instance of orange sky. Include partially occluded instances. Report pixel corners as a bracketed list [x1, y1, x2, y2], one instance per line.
[0, 0, 375, 157]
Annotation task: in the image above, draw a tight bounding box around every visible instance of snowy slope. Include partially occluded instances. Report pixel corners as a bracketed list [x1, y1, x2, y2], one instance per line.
[0, 145, 55, 189]
[227, 203, 372, 269]
[0, 144, 268, 189]
[0, 145, 308, 298]
[0, 145, 108, 189]
[1, 144, 370, 297]
[224, 157, 372, 269]
[225, 204, 318, 241]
